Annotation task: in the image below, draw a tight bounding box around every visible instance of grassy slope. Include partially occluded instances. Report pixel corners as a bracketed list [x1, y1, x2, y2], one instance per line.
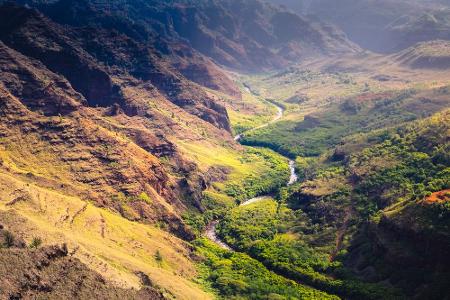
[239, 54, 450, 157]
[0, 171, 212, 300]
[205, 80, 277, 135]
[0, 62, 292, 299]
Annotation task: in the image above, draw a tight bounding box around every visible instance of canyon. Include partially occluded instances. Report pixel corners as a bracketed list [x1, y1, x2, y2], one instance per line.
[0, 0, 449, 299]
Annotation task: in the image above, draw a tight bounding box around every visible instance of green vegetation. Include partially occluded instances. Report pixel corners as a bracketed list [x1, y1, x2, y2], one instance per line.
[184, 147, 290, 236]
[216, 199, 402, 299]
[154, 250, 163, 265]
[228, 104, 275, 135]
[242, 69, 366, 109]
[223, 148, 289, 203]
[272, 110, 448, 298]
[241, 88, 449, 157]
[346, 111, 450, 215]
[194, 70, 449, 298]
[188, 63, 450, 298]
[194, 238, 339, 300]
[138, 192, 152, 204]
[216, 85, 277, 135]
[29, 237, 42, 249]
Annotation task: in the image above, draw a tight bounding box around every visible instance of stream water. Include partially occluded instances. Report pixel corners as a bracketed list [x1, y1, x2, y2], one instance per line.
[205, 99, 298, 250]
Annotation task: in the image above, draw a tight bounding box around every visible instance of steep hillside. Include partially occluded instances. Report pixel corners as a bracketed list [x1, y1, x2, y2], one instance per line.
[0, 2, 314, 297]
[16, 0, 360, 71]
[392, 40, 450, 69]
[331, 112, 450, 298]
[0, 240, 165, 299]
[0, 39, 221, 297]
[269, 0, 450, 53]
[387, 8, 450, 52]
[0, 4, 233, 131]
[0, 39, 197, 239]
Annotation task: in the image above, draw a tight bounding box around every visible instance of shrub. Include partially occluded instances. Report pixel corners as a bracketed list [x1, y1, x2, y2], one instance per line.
[29, 237, 42, 249]
[154, 250, 163, 264]
[138, 192, 152, 204]
[3, 231, 14, 248]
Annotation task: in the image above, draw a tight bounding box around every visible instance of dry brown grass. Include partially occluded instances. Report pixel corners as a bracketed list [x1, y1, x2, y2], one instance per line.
[0, 171, 212, 299]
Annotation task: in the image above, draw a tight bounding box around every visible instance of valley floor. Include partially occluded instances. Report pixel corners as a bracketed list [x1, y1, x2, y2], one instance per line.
[192, 56, 450, 299]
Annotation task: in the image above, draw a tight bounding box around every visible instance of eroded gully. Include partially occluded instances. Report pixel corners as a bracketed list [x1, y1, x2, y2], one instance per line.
[205, 97, 298, 250]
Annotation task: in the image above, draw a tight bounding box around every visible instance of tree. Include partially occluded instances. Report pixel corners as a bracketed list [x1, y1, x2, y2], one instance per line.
[155, 250, 163, 265]
[276, 188, 289, 214]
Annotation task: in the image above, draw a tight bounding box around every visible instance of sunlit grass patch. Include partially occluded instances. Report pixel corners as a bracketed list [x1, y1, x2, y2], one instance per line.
[0, 172, 213, 300]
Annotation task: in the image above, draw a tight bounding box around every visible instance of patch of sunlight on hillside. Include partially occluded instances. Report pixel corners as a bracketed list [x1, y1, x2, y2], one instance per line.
[0, 171, 213, 300]
[205, 83, 276, 135]
[177, 141, 281, 179]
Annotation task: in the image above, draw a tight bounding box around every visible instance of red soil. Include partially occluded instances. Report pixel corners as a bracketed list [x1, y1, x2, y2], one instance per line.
[355, 91, 395, 103]
[424, 189, 450, 204]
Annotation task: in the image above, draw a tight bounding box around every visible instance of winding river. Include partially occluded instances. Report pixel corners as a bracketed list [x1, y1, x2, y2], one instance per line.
[205, 94, 298, 250]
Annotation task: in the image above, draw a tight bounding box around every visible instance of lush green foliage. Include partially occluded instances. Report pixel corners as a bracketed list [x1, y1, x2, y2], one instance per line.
[223, 148, 290, 202]
[194, 238, 339, 300]
[278, 111, 449, 298]
[349, 113, 450, 216]
[216, 199, 402, 299]
[241, 89, 447, 157]
[29, 237, 42, 249]
[184, 147, 290, 236]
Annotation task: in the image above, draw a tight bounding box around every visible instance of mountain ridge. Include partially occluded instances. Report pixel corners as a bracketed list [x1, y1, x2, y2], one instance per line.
[268, 0, 450, 53]
[14, 0, 361, 71]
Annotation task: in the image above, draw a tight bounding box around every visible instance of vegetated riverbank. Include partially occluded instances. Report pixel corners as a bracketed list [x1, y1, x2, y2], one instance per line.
[205, 97, 297, 250]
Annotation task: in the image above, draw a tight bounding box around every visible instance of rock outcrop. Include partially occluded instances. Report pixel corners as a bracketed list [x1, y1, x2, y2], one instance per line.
[0, 226, 165, 299]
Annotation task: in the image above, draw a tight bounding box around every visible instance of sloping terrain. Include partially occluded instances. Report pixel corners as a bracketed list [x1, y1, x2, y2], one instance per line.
[0, 173, 213, 299]
[0, 2, 316, 297]
[0, 0, 449, 299]
[269, 0, 450, 53]
[0, 39, 219, 298]
[0, 40, 194, 238]
[387, 8, 450, 52]
[15, 0, 360, 71]
[0, 4, 233, 131]
[239, 50, 450, 157]
[0, 241, 165, 299]
[0, 3, 241, 297]
[337, 112, 450, 298]
[392, 40, 450, 69]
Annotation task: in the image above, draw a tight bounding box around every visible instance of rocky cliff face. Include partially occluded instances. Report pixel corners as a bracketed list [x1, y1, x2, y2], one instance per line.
[18, 0, 360, 71]
[0, 50, 189, 239]
[0, 41, 84, 116]
[0, 4, 233, 131]
[0, 3, 241, 240]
